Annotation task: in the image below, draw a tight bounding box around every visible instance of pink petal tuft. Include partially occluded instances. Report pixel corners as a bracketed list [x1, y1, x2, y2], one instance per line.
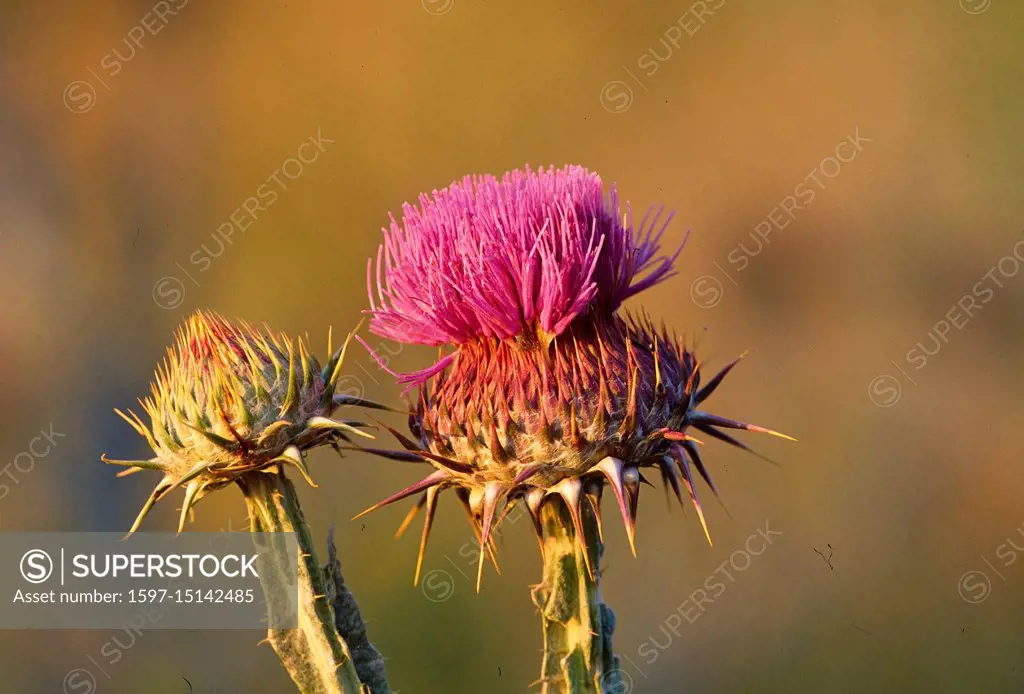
[366, 165, 681, 348]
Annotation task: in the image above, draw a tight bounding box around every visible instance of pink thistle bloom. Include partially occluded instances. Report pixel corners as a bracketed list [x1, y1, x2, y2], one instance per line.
[359, 165, 792, 587]
[368, 165, 679, 350]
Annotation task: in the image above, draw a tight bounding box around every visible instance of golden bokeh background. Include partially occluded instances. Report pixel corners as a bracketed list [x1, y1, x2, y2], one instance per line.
[2, 0, 1023, 691]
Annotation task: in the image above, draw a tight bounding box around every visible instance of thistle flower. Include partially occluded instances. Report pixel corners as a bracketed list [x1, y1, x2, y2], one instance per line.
[368, 165, 677, 353]
[104, 310, 379, 533]
[360, 165, 793, 587]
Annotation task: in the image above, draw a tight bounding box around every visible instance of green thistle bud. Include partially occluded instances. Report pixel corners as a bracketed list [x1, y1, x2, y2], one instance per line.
[104, 310, 382, 533]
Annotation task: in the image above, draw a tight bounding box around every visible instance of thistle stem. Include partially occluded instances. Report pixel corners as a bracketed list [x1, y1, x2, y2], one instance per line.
[240, 470, 368, 694]
[532, 496, 622, 694]
[324, 526, 392, 694]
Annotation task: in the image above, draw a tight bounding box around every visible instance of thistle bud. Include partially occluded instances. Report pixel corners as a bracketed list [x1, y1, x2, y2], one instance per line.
[104, 310, 378, 533]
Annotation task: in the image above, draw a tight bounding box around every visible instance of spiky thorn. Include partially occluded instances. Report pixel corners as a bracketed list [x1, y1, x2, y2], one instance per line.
[298, 339, 315, 398]
[454, 489, 502, 577]
[115, 466, 145, 478]
[126, 479, 173, 537]
[566, 401, 581, 449]
[176, 480, 201, 534]
[536, 406, 554, 445]
[464, 416, 479, 450]
[657, 455, 685, 510]
[332, 394, 397, 412]
[473, 482, 506, 592]
[368, 417, 473, 474]
[680, 440, 731, 517]
[595, 331, 612, 429]
[342, 444, 474, 475]
[617, 341, 640, 438]
[114, 407, 159, 451]
[345, 447, 425, 463]
[492, 497, 519, 535]
[394, 492, 427, 539]
[624, 465, 641, 548]
[352, 470, 449, 520]
[167, 461, 212, 495]
[272, 445, 316, 488]
[672, 444, 712, 546]
[328, 439, 346, 460]
[653, 331, 662, 390]
[553, 477, 593, 580]
[654, 430, 704, 448]
[694, 351, 750, 405]
[414, 486, 440, 586]
[411, 448, 478, 475]
[182, 422, 241, 452]
[583, 479, 604, 542]
[680, 439, 718, 496]
[305, 415, 375, 441]
[683, 357, 701, 401]
[217, 402, 252, 452]
[280, 338, 300, 418]
[372, 417, 421, 451]
[688, 412, 796, 442]
[691, 423, 782, 467]
[594, 457, 639, 556]
[488, 417, 509, 464]
[320, 319, 364, 411]
[514, 464, 543, 486]
[101, 455, 163, 471]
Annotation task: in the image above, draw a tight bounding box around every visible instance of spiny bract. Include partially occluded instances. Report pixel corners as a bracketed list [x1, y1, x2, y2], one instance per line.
[104, 310, 382, 533]
[358, 165, 793, 588]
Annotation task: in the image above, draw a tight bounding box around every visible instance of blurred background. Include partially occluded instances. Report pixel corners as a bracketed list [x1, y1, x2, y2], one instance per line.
[2, 0, 1023, 691]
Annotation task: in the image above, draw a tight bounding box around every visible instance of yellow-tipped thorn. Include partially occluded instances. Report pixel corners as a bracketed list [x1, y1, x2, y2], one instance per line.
[306, 417, 376, 440]
[177, 480, 201, 535]
[694, 502, 713, 547]
[115, 467, 145, 478]
[329, 318, 365, 390]
[413, 487, 439, 586]
[126, 482, 167, 537]
[757, 427, 797, 442]
[395, 494, 426, 540]
[102, 454, 162, 470]
[476, 538, 486, 594]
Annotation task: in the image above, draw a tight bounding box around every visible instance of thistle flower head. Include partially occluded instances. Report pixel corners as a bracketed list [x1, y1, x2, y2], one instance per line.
[368, 165, 679, 351]
[104, 310, 379, 533]
[359, 165, 792, 589]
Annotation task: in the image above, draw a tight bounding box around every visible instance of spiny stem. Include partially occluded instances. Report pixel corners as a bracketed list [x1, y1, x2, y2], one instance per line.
[324, 526, 392, 693]
[532, 496, 622, 694]
[240, 470, 365, 694]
